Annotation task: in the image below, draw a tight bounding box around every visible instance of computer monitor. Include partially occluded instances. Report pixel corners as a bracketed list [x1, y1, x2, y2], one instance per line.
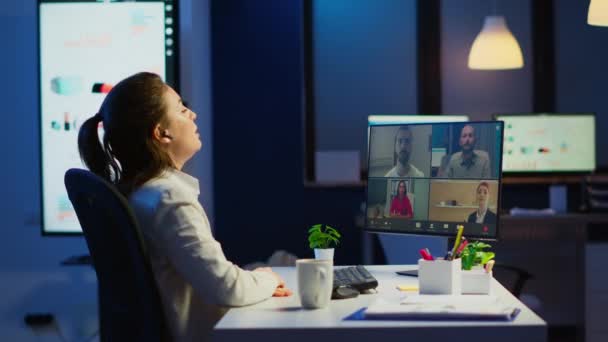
[365, 121, 504, 242]
[39, 0, 179, 235]
[494, 113, 596, 173]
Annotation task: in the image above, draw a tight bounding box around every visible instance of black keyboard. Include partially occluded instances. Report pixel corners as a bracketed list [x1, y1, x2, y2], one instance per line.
[333, 265, 378, 292]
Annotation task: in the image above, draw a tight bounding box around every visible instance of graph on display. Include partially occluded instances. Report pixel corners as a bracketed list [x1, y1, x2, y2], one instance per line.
[39, 0, 178, 234]
[496, 114, 595, 173]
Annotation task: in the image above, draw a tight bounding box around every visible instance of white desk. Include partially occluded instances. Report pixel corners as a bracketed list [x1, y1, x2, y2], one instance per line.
[213, 265, 547, 342]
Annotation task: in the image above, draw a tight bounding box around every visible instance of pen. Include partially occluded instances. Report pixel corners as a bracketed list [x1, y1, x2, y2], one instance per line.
[450, 225, 464, 260]
[424, 248, 434, 260]
[454, 238, 468, 258]
[419, 248, 433, 261]
[485, 260, 495, 273]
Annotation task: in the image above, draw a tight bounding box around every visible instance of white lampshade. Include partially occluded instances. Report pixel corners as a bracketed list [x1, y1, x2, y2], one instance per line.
[468, 16, 524, 70]
[588, 0, 608, 26]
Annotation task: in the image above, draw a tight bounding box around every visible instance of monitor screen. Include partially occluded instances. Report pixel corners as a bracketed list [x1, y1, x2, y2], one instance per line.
[368, 114, 469, 125]
[365, 121, 503, 240]
[495, 113, 596, 173]
[367, 115, 469, 170]
[39, 0, 178, 234]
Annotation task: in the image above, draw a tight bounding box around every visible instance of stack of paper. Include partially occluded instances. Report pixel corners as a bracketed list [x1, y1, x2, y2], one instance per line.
[364, 295, 520, 321]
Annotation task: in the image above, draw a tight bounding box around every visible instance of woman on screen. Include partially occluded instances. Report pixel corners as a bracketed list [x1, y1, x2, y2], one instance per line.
[78, 72, 291, 341]
[467, 181, 497, 224]
[389, 180, 413, 218]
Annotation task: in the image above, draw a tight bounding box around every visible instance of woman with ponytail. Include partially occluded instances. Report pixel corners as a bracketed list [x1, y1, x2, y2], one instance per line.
[78, 72, 291, 341]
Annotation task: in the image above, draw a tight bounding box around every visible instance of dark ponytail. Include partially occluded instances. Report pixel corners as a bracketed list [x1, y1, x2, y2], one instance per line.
[78, 113, 112, 181]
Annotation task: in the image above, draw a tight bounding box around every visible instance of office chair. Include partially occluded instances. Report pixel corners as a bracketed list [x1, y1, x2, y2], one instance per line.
[493, 263, 534, 299]
[64, 168, 170, 342]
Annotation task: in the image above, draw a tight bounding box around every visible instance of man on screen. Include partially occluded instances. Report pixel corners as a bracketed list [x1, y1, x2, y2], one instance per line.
[447, 125, 491, 178]
[385, 126, 424, 177]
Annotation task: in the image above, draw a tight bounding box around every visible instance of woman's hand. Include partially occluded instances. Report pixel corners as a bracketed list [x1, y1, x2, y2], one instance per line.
[272, 286, 293, 297]
[253, 267, 293, 297]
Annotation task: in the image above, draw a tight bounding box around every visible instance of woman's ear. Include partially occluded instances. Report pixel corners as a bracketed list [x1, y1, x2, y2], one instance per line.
[153, 124, 172, 144]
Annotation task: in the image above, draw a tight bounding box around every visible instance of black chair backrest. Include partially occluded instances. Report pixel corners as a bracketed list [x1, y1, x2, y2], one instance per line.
[64, 168, 170, 342]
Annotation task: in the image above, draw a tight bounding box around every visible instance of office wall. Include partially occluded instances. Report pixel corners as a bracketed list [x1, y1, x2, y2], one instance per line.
[0, 0, 212, 339]
[179, 0, 215, 227]
[0, 1, 85, 271]
[441, 0, 533, 119]
[554, 0, 608, 168]
[211, 0, 367, 266]
[314, 0, 418, 168]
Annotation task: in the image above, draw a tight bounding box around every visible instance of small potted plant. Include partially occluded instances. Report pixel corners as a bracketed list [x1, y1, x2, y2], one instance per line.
[307, 224, 341, 260]
[460, 241, 495, 270]
[460, 241, 495, 294]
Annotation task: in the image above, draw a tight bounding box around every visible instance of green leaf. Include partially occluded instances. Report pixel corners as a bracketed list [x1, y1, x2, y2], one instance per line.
[481, 252, 495, 264]
[461, 250, 475, 270]
[309, 231, 321, 238]
[460, 240, 496, 268]
[475, 242, 492, 249]
[308, 224, 322, 233]
[328, 230, 340, 238]
[307, 224, 341, 250]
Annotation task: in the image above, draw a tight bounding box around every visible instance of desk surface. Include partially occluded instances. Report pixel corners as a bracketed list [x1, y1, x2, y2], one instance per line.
[213, 265, 546, 342]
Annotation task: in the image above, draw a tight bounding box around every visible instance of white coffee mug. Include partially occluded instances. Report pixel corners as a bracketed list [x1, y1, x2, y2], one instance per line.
[296, 259, 333, 309]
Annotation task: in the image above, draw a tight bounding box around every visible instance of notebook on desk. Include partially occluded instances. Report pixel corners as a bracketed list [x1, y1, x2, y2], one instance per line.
[364, 295, 520, 321]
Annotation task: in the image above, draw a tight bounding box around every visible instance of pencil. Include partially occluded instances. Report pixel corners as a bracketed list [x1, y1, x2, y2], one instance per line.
[450, 225, 464, 259]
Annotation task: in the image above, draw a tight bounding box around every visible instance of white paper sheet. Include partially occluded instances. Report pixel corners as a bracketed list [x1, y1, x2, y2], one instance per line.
[364, 295, 520, 320]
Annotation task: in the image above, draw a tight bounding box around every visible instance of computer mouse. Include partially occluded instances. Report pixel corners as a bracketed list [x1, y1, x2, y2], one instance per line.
[332, 286, 360, 300]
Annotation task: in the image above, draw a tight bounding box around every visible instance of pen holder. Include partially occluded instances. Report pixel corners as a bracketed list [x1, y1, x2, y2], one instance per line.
[461, 267, 492, 295]
[418, 258, 462, 295]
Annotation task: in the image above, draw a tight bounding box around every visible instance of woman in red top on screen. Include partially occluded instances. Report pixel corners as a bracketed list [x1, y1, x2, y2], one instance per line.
[390, 180, 413, 218]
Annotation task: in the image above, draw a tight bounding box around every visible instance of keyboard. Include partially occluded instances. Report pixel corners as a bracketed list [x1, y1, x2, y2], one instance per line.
[333, 265, 378, 292]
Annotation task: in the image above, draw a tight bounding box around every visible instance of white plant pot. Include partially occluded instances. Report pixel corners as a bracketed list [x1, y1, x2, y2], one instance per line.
[314, 248, 334, 260]
[462, 266, 492, 295]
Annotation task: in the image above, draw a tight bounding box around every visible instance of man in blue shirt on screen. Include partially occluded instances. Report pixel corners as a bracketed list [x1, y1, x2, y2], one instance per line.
[447, 124, 491, 179]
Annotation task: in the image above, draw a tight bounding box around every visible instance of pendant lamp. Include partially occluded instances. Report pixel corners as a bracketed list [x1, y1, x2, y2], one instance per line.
[588, 0, 608, 27]
[468, 16, 524, 70]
